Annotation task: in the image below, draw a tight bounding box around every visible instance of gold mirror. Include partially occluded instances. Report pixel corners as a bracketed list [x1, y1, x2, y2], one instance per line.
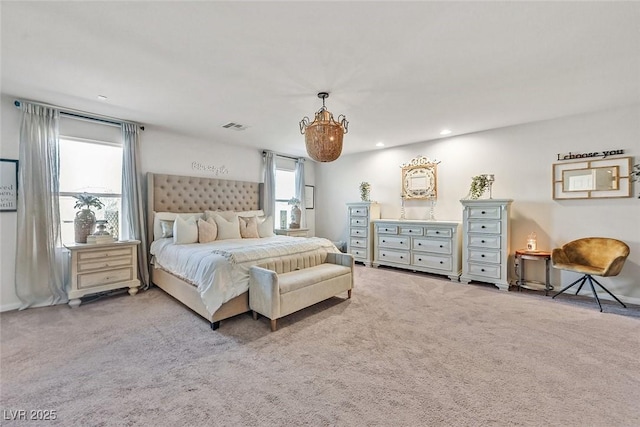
[553, 156, 631, 199]
[401, 155, 439, 199]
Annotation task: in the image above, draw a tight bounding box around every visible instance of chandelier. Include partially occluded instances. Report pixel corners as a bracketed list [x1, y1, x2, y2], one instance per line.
[299, 92, 349, 162]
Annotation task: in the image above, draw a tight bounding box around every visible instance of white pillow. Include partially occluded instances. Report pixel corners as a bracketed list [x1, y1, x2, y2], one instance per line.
[257, 215, 275, 238]
[212, 213, 241, 240]
[205, 209, 264, 221]
[173, 215, 199, 244]
[153, 212, 203, 241]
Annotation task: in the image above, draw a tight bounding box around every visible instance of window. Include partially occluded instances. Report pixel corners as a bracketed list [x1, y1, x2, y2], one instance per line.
[59, 137, 123, 244]
[274, 168, 295, 229]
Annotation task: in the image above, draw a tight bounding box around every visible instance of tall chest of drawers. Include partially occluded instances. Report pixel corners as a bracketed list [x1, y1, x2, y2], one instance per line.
[65, 240, 141, 308]
[459, 199, 513, 291]
[346, 202, 380, 266]
[372, 219, 462, 281]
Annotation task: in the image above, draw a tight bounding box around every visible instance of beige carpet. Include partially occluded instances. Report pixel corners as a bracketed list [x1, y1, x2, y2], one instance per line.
[1, 265, 639, 426]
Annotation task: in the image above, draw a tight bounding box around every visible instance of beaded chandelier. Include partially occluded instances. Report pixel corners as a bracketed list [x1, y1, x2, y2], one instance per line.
[299, 92, 349, 162]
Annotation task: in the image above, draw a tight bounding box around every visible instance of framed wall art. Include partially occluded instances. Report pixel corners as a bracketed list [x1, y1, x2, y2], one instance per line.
[305, 185, 315, 209]
[0, 158, 18, 212]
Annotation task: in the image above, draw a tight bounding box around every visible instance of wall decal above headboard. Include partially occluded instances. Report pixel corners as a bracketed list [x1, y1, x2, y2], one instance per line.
[191, 161, 229, 176]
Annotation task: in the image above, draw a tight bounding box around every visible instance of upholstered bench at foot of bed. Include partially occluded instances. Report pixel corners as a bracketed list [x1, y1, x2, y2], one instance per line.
[249, 252, 354, 331]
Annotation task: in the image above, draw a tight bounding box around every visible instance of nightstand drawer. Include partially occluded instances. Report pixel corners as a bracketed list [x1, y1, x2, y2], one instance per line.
[377, 225, 398, 234]
[350, 248, 367, 259]
[78, 257, 132, 272]
[350, 217, 367, 227]
[78, 267, 134, 289]
[78, 247, 132, 261]
[426, 228, 452, 238]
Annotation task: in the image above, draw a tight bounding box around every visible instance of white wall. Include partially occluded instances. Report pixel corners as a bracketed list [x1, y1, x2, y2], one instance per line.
[0, 94, 315, 311]
[315, 105, 640, 303]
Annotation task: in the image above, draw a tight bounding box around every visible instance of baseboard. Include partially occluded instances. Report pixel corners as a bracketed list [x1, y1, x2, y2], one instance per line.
[1, 302, 21, 312]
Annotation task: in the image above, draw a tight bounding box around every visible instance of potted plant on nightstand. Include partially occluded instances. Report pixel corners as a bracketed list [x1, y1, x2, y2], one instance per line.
[73, 193, 104, 243]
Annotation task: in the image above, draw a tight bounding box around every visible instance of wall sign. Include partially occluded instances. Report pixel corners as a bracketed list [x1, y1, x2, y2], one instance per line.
[556, 149, 624, 161]
[0, 159, 18, 212]
[191, 161, 229, 175]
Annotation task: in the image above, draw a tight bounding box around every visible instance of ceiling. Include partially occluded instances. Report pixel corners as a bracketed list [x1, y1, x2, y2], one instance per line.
[2, 2, 639, 159]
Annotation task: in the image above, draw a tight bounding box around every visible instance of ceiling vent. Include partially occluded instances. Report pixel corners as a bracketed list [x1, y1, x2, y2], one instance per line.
[222, 122, 249, 131]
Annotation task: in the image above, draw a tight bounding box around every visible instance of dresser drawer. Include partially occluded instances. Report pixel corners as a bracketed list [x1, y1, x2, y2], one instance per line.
[425, 228, 452, 238]
[350, 217, 368, 227]
[467, 263, 501, 280]
[468, 235, 501, 249]
[350, 227, 368, 237]
[350, 237, 367, 248]
[78, 257, 132, 272]
[378, 249, 410, 265]
[413, 238, 452, 254]
[400, 226, 423, 236]
[78, 247, 132, 261]
[467, 221, 501, 234]
[377, 225, 398, 234]
[468, 249, 500, 264]
[78, 267, 134, 289]
[350, 207, 368, 217]
[378, 235, 409, 250]
[468, 206, 501, 220]
[413, 253, 452, 271]
[350, 248, 367, 259]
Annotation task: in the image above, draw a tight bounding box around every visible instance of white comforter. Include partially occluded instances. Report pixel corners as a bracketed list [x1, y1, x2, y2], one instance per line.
[150, 236, 338, 316]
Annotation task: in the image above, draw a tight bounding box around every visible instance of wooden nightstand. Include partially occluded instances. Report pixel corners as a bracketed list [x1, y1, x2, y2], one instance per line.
[64, 240, 141, 308]
[274, 228, 309, 237]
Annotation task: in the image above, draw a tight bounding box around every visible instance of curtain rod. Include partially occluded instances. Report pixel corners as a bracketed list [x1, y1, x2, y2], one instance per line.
[14, 99, 145, 131]
[262, 150, 304, 161]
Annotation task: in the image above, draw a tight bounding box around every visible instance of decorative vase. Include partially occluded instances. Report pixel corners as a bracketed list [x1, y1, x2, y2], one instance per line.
[290, 205, 301, 229]
[74, 209, 96, 243]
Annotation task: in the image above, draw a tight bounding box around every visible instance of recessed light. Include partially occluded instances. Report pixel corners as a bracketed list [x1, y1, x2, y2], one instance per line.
[97, 95, 108, 101]
[376, 142, 385, 147]
[440, 129, 452, 136]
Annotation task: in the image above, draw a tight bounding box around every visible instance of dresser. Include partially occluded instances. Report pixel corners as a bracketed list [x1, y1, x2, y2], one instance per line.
[459, 199, 513, 291]
[372, 219, 462, 281]
[346, 202, 381, 266]
[65, 240, 141, 308]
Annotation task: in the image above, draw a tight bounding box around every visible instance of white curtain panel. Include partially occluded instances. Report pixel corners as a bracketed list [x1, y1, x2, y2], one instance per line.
[263, 151, 276, 217]
[15, 103, 67, 308]
[121, 123, 150, 289]
[295, 158, 306, 228]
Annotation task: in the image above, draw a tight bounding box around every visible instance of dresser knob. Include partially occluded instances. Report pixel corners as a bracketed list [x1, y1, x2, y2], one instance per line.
[436, 231, 440, 234]
[481, 254, 485, 258]
[481, 211, 486, 214]
[418, 243, 422, 246]
[382, 254, 386, 257]
[481, 225, 486, 229]
[481, 269, 485, 272]
[439, 245, 443, 248]
[382, 240, 386, 243]
[440, 261, 443, 264]
[409, 230, 412, 233]
[481, 240, 485, 243]
[400, 256, 403, 259]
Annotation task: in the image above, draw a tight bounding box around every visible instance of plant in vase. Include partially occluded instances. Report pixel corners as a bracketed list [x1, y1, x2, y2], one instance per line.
[72, 193, 104, 243]
[288, 197, 301, 229]
[359, 182, 371, 202]
[467, 174, 492, 200]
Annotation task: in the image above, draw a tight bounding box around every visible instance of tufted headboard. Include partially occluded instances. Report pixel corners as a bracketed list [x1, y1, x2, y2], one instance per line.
[146, 172, 263, 245]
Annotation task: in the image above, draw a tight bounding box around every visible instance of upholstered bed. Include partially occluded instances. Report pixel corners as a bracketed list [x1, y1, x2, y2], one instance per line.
[146, 173, 336, 330]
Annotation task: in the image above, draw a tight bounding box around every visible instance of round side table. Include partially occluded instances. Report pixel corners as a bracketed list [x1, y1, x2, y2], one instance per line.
[514, 249, 553, 295]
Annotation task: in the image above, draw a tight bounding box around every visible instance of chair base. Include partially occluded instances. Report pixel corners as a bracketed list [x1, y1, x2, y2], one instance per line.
[552, 274, 627, 312]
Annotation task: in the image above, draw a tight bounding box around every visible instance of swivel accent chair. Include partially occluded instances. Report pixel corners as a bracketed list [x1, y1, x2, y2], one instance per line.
[551, 237, 629, 312]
